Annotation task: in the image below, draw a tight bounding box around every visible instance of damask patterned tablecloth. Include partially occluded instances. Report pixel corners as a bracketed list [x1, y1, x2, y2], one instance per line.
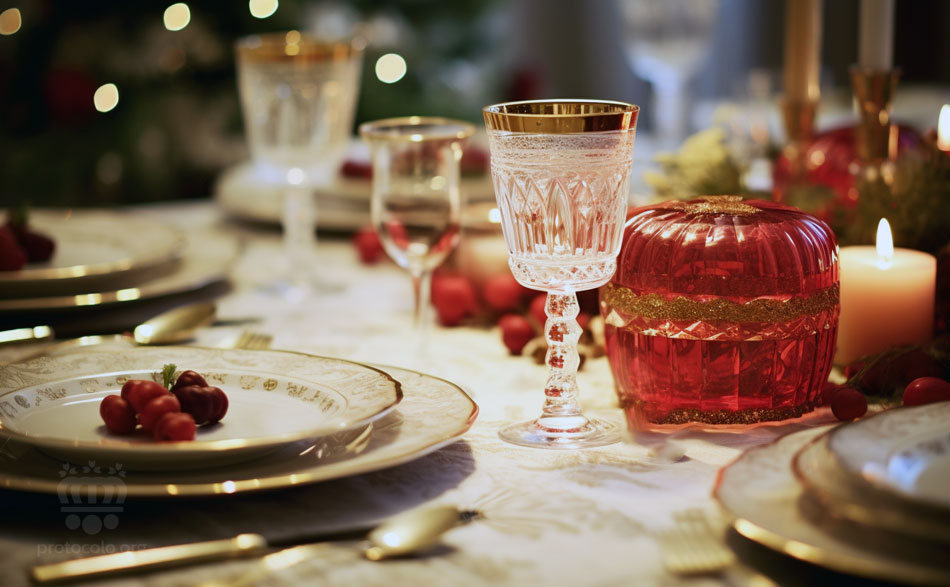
[0, 203, 839, 586]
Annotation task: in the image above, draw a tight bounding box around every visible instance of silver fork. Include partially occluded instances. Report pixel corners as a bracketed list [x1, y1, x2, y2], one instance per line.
[233, 330, 272, 350]
[657, 509, 776, 586]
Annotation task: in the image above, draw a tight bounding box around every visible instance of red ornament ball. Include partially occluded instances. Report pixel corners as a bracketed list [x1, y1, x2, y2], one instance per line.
[499, 314, 535, 355]
[482, 273, 529, 313]
[431, 275, 479, 326]
[903, 377, 950, 407]
[353, 226, 385, 264]
[830, 387, 867, 421]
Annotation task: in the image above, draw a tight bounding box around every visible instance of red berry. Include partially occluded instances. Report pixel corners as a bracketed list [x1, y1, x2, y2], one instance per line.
[820, 381, 841, 406]
[431, 275, 479, 326]
[210, 387, 229, 422]
[831, 387, 868, 421]
[120, 380, 170, 413]
[0, 227, 26, 271]
[460, 146, 489, 176]
[353, 226, 384, 264]
[482, 273, 530, 313]
[499, 314, 535, 355]
[172, 385, 228, 425]
[153, 412, 197, 441]
[17, 230, 55, 263]
[171, 370, 208, 392]
[529, 294, 547, 328]
[99, 395, 137, 435]
[903, 377, 950, 407]
[138, 394, 181, 433]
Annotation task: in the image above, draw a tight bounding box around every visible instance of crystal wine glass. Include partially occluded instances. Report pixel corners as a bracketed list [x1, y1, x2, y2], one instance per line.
[235, 31, 364, 296]
[483, 100, 639, 449]
[360, 117, 474, 336]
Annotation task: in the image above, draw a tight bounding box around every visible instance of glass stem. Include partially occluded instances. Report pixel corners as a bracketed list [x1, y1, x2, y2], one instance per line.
[539, 292, 586, 431]
[282, 185, 316, 291]
[411, 268, 432, 337]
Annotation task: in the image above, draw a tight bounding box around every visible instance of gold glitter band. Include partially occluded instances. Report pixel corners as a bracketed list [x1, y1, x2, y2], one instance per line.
[602, 282, 839, 324]
[668, 195, 759, 216]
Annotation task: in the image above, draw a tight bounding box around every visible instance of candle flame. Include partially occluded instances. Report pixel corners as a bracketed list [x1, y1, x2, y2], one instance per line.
[939, 105, 950, 151]
[876, 218, 894, 265]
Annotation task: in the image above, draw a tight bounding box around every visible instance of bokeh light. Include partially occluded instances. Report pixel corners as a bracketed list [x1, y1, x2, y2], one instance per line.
[375, 53, 407, 84]
[163, 3, 191, 31]
[249, 0, 278, 19]
[94, 83, 120, 113]
[0, 8, 22, 35]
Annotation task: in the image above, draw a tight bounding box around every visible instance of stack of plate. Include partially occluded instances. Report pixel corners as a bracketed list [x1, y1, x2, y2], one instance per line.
[0, 346, 477, 496]
[0, 210, 238, 313]
[715, 403, 950, 585]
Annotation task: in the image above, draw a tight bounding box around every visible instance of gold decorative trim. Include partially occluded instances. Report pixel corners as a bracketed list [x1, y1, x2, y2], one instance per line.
[602, 282, 839, 323]
[667, 195, 759, 216]
[482, 100, 639, 133]
[236, 32, 364, 64]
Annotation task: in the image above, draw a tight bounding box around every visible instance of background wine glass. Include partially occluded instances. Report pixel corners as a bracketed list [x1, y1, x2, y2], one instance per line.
[483, 100, 639, 449]
[619, 0, 718, 149]
[360, 117, 474, 340]
[235, 31, 363, 298]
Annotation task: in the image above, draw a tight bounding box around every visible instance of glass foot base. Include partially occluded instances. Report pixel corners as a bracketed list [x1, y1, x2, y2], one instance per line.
[499, 417, 620, 449]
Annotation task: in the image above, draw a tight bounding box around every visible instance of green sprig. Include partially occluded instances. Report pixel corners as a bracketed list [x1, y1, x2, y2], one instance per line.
[161, 363, 177, 389]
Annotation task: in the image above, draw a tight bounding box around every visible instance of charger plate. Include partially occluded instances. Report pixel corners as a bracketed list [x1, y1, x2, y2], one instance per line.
[714, 426, 950, 586]
[0, 358, 477, 496]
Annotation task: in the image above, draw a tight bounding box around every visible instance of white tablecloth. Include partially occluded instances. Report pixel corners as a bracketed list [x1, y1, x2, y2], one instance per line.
[0, 202, 841, 586]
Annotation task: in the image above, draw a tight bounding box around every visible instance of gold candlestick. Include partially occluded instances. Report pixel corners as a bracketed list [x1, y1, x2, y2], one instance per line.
[850, 67, 900, 163]
[780, 97, 819, 189]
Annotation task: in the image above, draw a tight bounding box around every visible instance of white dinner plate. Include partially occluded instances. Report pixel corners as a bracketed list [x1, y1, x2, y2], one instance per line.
[0, 230, 238, 312]
[0, 362, 477, 496]
[826, 402, 950, 512]
[793, 428, 950, 544]
[0, 347, 402, 469]
[715, 426, 950, 585]
[0, 210, 184, 298]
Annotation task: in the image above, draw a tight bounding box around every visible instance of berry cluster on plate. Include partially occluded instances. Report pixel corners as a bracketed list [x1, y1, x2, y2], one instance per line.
[99, 364, 229, 441]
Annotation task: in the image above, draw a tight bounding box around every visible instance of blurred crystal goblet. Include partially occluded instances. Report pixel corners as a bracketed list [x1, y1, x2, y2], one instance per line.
[483, 100, 639, 449]
[360, 117, 474, 340]
[235, 31, 363, 297]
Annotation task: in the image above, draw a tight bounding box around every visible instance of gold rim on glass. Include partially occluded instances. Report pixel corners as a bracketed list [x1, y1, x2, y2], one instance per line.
[359, 116, 475, 143]
[235, 30, 365, 63]
[482, 99, 639, 133]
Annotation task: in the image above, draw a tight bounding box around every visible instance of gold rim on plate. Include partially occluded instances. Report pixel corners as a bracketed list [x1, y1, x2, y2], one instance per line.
[482, 99, 639, 133]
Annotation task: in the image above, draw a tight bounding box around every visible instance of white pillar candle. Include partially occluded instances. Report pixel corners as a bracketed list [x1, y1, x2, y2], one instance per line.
[938, 104, 950, 152]
[836, 219, 936, 365]
[858, 0, 894, 70]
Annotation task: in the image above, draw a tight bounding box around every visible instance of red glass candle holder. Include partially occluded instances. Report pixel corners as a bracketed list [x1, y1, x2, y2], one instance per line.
[601, 196, 839, 425]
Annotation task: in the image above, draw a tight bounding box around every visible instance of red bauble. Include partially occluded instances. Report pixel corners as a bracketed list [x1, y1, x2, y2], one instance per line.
[431, 275, 479, 326]
[482, 273, 529, 313]
[772, 124, 922, 221]
[499, 314, 535, 355]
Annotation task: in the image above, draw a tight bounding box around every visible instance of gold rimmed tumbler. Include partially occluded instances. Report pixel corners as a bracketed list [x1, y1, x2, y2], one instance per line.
[236, 31, 364, 297]
[360, 117, 474, 340]
[483, 100, 639, 449]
